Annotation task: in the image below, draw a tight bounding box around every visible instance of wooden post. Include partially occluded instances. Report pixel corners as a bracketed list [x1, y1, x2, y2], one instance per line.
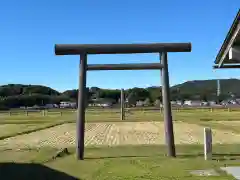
[121, 89, 125, 120]
[42, 110, 45, 116]
[204, 127, 212, 160]
[26, 111, 28, 116]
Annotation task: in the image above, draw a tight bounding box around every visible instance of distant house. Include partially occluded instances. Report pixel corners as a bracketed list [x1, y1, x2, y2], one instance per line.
[235, 99, 240, 104]
[171, 101, 177, 105]
[136, 100, 144, 107]
[229, 100, 237, 104]
[184, 100, 202, 106]
[220, 100, 229, 106]
[89, 98, 115, 107]
[45, 104, 58, 109]
[202, 101, 209, 106]
[176, 101, 183, 106]
[59, 102, 77, 108]
[235, 98, 240, 102]
[135, 98, 151, 107]
[171, 100, 184, 106]
[154, 99, 161, 106]
[99, 102, 112, 107]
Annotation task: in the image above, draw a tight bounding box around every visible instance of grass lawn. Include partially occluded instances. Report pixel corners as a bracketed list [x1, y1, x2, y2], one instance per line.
[0, 115, 76, 140]
[0, 113, 76, 139]
[46, 144, 240, 180]
[1, 145, 240, 179]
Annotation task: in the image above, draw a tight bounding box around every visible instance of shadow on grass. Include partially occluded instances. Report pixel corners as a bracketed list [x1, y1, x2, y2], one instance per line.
[213, 153, 240, 161]
[86, 155, 152, 160]
[0, 163, 80, 180]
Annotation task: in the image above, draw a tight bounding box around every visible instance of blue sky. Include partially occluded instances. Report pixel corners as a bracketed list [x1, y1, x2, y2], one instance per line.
[0, 0, 239, 92]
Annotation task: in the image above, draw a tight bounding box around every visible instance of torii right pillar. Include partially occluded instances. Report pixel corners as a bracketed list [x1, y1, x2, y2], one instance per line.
[160, 52, 176, 157]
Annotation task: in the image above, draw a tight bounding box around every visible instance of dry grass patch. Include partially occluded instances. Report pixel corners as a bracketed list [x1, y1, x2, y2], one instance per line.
[1, 122, 240, 150]
[174, 122, 240, 144]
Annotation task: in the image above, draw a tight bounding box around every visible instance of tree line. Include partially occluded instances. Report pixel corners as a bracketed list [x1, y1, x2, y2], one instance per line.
[0, 79, 239, 109]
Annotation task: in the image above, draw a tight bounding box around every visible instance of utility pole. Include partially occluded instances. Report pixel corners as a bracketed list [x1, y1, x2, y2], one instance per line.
[217, 79, 221, 97]
[217, 79, 221, 104]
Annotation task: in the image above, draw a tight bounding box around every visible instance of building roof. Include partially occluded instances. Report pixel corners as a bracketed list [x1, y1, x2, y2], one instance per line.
[214, 9, 240, 68]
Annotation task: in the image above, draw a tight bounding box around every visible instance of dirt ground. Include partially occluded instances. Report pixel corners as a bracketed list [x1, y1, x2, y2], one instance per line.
[0, 121, 239, 150]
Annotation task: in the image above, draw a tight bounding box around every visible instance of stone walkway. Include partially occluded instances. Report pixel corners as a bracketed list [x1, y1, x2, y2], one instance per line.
[221, 167, 240, 179]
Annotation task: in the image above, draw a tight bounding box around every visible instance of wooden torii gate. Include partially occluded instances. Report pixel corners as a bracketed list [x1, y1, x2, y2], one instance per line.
[54, 43, 192, 160]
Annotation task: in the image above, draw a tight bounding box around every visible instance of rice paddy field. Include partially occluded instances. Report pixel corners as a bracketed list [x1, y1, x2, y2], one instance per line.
[1, 108, 240, 179]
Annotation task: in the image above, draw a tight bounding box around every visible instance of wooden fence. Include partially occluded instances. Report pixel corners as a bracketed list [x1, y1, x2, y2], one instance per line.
[0, 106, 240, 117]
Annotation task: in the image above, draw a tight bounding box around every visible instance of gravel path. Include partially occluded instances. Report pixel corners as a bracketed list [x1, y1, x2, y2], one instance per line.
[0, 121, 239, 149]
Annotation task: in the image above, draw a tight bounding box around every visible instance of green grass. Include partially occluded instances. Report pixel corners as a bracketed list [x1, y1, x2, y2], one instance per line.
[0, 147, 58, 163]
[0, 124, 46, 139]
[1, 145, 240, 179]
[0, 114, 76, 140]
[46, 144, 240, 180]
[0, 122, 74, 140]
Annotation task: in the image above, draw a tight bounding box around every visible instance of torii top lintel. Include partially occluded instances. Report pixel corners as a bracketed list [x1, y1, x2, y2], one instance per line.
[55, 43, 192, 55]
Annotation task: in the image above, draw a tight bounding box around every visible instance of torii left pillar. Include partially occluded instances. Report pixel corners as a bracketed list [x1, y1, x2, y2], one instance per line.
[77, 53, 87, 160]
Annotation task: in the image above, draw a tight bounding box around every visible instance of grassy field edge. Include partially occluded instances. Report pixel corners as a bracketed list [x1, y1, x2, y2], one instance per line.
[0, 120, 75, 141]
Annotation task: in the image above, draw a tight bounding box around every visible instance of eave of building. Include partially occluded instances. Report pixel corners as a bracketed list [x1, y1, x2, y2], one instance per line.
[214, 9, 240, 68]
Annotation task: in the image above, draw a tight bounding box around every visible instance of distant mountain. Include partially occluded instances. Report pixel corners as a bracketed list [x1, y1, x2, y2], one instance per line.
[2, 79, 240, 97]
[171, 78, 240, 96]
[0, 84, 60, 97]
